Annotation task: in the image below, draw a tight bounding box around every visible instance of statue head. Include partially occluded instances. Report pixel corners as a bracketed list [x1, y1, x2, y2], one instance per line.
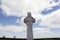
[27, 12, 31, 17]
[24, 12, 35, 25]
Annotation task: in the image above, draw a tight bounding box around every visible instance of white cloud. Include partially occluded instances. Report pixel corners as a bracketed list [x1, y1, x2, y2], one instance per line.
[1, 0, 60, 38]
[0, 25, 26, 32]
[0, 25, 27, 38]
[34, 27, 59, 38]
[40, 9, 60, 28]
[33, 27, 60, 38]
[1, 0, 55, 17]
[0, 25, 60, 38]
[2, 0, 60, 22]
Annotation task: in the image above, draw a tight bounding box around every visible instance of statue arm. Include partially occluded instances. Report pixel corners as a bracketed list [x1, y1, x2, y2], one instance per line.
[24, 18, 27, 23]
[31, 17, 35, 23]
[33, 18, 35, 23]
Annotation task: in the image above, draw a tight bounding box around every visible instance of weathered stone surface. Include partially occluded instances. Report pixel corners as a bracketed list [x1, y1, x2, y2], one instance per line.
[24, 12, 35, 40]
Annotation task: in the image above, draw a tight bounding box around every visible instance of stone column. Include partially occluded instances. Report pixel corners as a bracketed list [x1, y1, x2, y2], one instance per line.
[27, 24, 33, 40]
[24, 12, 35, 40]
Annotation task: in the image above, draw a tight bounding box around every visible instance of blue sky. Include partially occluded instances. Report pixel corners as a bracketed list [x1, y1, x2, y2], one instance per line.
[0, 0, 60, 38]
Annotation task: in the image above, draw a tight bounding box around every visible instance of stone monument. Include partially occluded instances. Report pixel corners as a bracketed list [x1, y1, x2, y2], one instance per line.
[24, 12, 35, 40]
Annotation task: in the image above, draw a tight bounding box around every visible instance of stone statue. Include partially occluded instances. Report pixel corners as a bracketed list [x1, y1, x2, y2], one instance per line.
[24, 12, 35, 40]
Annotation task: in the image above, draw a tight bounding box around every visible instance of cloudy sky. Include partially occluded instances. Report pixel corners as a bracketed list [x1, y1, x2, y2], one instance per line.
[0, 0, 60, 38]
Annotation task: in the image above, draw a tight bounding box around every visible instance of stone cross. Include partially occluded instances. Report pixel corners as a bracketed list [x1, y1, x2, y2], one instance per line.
[24, 12, 35, 40]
